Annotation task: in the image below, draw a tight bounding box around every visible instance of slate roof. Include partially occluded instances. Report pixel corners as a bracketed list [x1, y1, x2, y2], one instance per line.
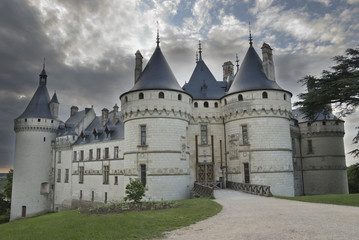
[227, 45, 284, 94]
[17, 84, 55, 120]
[292, 108, 340, 123]
[50, 92, 59, 104]
[183, 58, 226, 99]
[129, 46, 183, 92]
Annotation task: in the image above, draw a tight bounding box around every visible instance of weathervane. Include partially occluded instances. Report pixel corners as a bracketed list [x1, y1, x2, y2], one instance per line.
[156, 21, 160, 47]
[198, 40, 202, 60]
[249, 21, 253, 46]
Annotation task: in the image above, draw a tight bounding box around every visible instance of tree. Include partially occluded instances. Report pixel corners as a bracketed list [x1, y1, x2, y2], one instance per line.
[347, 163, 359, 193]
[3, 169, 13, 200]
[124, 178, 145, 203]
[295, 47, 359, 156]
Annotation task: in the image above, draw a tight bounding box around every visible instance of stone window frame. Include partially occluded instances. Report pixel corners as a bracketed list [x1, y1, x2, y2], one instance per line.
[64, 169, 69, 183]
[140, 125, 147, 146]
[103, 165, 110, 184]
[139, 92, 144, 99]
[114, 146, 119, 159]
[204, 101, 209, 108]
[56, 169, 61, 183]
[73, 151, 77, 161]
[159, 92, 165, 99]
[200, 125, 208, 145]
[307, 139, 313, 154]
[238, 94, 243, 101]
[262, 92, 268, 99]
[89, 149, 93, 160]
[79, 166, 84, 184]
[140, 164, 146, 187]
[96, 148, 101, 160]
[104, 147, 109, 159]
[242, 124, 249, 145]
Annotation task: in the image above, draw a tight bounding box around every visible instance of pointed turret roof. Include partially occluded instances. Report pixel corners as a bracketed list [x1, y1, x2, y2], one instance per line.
[183, 58, 225, 99]
[227, 45, 283, 94]
[129, 46, 183, 92]
[17, 67, 55, 119]
[50, 92, 59, 104]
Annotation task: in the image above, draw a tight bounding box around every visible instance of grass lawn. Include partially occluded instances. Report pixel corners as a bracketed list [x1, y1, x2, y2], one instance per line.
[0, 198, 222, 240]
[277, 193, 359, 207]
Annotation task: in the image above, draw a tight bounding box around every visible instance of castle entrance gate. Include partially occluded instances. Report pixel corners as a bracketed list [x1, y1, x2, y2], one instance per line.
[197, 163, 214, 182]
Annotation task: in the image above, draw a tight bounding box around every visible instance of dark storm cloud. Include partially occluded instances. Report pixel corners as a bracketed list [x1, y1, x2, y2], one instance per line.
[0, 0, 134, 171]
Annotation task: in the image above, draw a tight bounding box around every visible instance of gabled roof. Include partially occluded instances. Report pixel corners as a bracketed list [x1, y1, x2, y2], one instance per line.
[183, 59, 226, 99]
[17, 84, 55, 119]
[129, 46, 183, 92]
[227, 45, 283, 94]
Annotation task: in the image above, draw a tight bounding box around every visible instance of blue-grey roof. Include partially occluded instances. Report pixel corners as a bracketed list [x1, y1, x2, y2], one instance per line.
[17, 84, 55, 119]
[50, 92, 59, 104]
[129, 46, 183, 92]
[183, 59, 226, 99]
[292, 108, 340, 123]
[227, 45, 283, 94]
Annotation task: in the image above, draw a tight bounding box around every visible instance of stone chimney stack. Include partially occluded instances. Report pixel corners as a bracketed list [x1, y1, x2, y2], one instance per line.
[261, 43, 275, 81]
[71, 106, 78, 116]
[222, 61, 234, 82]
[135, 50, 143, 84]
[112, 104, 119, 124]
[102, 108, 109, 126]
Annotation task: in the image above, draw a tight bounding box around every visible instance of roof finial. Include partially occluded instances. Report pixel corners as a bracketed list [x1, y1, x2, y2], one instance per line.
[249, 21, 253, 46]
[198, 40, 202, 60]
[156, 21, 160, 47]
[43, 57, 46, 70]
[196, 51, 198, 63]
[236, 54, 239, 71]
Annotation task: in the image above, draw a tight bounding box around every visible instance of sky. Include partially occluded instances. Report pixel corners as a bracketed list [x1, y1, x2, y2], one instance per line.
[0, 0, 359, 173]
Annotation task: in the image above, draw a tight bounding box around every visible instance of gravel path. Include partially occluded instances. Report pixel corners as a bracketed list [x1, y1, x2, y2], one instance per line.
[162, 189, 359, 240]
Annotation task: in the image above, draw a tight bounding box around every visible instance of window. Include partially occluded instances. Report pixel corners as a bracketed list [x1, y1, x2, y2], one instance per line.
[80, 190, 82, 200]
[114, 146, 119, 159]
[178, 94, 182, 100]
[65, 169, 69, 183]
[104, 147, 109, 159]
[194, 102, 198, 108]
[103, 165, 109, 184]
[204, 101, 209, 108]
[307, 122, 311, 127]
[43, 137, 46, 142]
[322, 121, 326, 125]
[214, 102, 218, 108]
[38, 119, 41, 122]
[79, 166, 84, 184]
[73, 151, 77, 161]
[283, 94, 287, 100]
[89, 149, 93, 160]
[244, 163, 250, 183]
[114, 176, 118, 185]
[57, 151, 61, 163]
[125, 96, 128, 102]
[262, 92, 268, 99]
[140, 164, 146, 187]
[139, 92, 144, 99]
[57, 169, 61, 182]
[308, 140, 313, 154]
[91, 191, 94, 201]
[159, 92, 164, 98]
[96, 148, 101, 159]
[105, 192, 107, 203]
[80, 150, 84, 161]
[238, 94, 243, 101]
[141, 125, 146, 145]
[25, 118, 27, 122]
[201, 125, 207, 145]
[242, 125, 249, 145]
[224, 99, 227, 105]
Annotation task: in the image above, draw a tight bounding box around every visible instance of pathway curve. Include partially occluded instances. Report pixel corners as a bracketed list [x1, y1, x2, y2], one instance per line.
[162, 189, 359, 240]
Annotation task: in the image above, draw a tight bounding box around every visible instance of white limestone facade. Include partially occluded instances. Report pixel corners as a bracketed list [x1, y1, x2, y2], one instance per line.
[11, 117, 59, 220]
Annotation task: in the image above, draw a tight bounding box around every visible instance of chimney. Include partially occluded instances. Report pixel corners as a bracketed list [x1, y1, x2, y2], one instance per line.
[70, 106, 78, 116]
[112, 104, 119, 124]
[101, 108, 109, 126]
[261, 43, 275, 81]
[222, 61, 234, 82]
[135, 50, 143, 84]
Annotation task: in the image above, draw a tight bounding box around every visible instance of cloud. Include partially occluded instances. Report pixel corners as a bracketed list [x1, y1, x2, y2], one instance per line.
[310, 0, 331, 6]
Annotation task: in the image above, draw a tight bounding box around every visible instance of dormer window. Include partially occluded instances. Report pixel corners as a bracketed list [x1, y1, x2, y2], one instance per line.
[159, 92, 164, 98]
[262, 92, 268, 99]
[93, 129, 98, 139]
[139, 93, 144, 99]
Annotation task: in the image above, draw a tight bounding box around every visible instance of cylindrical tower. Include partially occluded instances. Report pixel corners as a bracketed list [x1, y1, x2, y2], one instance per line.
[11, 67, 60, 220]
[223, 42, 295, 196]
[120, 43, 192, 200]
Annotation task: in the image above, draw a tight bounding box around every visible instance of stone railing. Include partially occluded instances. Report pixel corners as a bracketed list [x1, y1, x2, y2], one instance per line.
[192, 182, 214, 198]
[226, 181, 271, 196]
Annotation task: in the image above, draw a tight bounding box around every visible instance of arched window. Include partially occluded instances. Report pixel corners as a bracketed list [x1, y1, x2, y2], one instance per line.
[139, 93, 144, 99]
[224, 99, 227, 105]
[204, 101, 209, 108]
[214, 102, 218, 108]
[262, 92, 268, 99]
[238, 94, 243, 101]
[159, 92, 164, 98]
[283, 94, 286, 100]
[194, 102, 198, 108]
[125, 96, 128, 102]
[178, 94, 182, 101]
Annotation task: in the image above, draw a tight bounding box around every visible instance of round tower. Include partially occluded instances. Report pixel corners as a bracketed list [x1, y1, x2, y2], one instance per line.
[120, 41, 192, 200]
[222, 41, 295, 196]
[11, 66, 60, 220]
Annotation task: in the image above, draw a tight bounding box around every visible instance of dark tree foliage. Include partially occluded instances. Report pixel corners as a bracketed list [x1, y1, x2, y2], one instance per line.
[3, 169, 13, 200]
[295, 47, 359, 157]
[347, 163, 359, 193]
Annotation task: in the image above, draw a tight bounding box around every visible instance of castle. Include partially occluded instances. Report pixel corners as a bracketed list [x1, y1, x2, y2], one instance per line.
[10, 35, 349, 221]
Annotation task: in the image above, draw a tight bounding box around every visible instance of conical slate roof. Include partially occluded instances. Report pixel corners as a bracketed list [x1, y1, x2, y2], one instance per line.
[227, 45, 283, 94]
[50, 92, 59, 104]
[183, 58, 225, 99]
[130, 46, 183, 92]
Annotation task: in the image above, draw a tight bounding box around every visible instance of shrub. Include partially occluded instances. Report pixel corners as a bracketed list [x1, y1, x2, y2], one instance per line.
[124, 178, 145, 203]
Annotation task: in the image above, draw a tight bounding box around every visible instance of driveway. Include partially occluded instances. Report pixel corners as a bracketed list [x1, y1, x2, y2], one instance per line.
[162, 189, 359, 240]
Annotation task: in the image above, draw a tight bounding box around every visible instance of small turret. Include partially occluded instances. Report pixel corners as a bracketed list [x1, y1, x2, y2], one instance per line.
[49, 92, 59, 118]
[261, 42, 275, 81]
[135, 50, 143, 84]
